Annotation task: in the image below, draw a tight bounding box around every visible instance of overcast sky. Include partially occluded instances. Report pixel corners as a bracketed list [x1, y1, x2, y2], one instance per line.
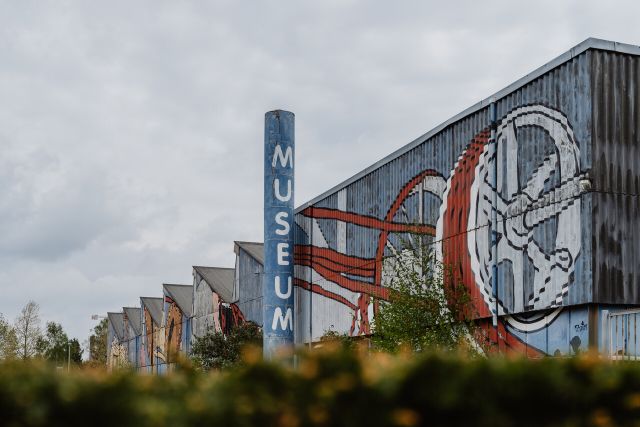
[1, 1, 639, 344]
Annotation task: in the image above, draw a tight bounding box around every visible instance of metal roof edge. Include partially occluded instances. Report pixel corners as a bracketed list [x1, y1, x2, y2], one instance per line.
[193, 265, 235, 272]
[295, 37, 640, 212]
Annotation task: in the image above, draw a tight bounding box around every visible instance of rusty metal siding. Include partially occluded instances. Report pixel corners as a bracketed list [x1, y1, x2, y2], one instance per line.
[591, 50, 640, 305]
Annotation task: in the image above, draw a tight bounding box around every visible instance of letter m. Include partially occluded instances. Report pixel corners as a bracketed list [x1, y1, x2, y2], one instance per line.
[271, 307, 293, 331]
[272, 145, 293, 168]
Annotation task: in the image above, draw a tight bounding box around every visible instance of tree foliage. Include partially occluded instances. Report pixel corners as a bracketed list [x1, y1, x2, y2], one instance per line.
[37, 322, 83, 366]
[190, 321, 262, 371]
[0, 314, 18, 360]
[372, 240, 477, 353]
[14, 301, 42, 360]
[89, 318, 108, 364]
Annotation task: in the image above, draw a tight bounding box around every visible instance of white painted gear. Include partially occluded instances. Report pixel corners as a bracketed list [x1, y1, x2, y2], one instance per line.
[468, 105, 585, 328]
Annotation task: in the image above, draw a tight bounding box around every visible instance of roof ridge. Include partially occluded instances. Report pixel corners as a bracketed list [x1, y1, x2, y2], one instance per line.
[295, 37, 640, 212]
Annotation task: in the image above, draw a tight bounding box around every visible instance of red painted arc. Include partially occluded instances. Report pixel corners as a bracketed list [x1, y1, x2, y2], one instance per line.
[441, 132, 493, 319]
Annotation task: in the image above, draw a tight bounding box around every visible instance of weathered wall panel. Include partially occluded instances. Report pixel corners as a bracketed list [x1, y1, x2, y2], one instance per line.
[591, 50, 640, 305]
[193, 273, 218, 338]
[235, 247, 263, 325]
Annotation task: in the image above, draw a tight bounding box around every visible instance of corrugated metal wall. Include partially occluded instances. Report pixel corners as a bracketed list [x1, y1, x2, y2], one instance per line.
[192, 272, 219, 338]
[591, 50, 640, 304]
[293, 45, 640, 355]
[235, 249, 263, 325]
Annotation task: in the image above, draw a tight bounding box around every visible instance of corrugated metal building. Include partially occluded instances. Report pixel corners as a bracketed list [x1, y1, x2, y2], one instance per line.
[104, 38, 640, 363]
[293, 38, 640, 356]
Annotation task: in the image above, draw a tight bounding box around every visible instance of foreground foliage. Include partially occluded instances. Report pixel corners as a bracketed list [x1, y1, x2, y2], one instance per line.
[2, 349, 640, 426]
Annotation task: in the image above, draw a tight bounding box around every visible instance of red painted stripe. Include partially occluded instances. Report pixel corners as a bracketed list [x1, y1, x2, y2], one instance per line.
[294, 278, 358, 311]
[295, 245, 375, 271]
[301, 207, 436, 235]
[295, 253, 376, 278]
[308, 262, 389, 300]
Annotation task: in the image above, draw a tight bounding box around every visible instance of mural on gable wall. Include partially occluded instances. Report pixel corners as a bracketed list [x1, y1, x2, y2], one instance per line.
[141, 306, 164, 372]
[108, 338, 128, 369]
[294, 104, 590, 355]
[164, 296, 183, 364]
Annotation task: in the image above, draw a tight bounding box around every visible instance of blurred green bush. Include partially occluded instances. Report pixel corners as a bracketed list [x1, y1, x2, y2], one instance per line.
[2, 349, 640, 427]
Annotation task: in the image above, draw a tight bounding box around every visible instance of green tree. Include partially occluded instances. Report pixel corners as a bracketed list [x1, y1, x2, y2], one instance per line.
[14, 301, 42, 360]
[37, 322, 84, 366]
[88, 318, 108, 364]
[372, 240, 477, 353]
[37, 322, 69, 364]
[191, 321, 262, 371]
[0, 314, 18, 360]
[68, 338, 83, 364]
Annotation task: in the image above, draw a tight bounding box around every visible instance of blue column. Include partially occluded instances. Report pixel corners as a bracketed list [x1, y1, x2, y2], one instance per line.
[263, 110, 295, 358]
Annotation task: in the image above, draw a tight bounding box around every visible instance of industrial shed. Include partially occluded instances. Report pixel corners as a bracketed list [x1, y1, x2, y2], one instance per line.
[293, 38, 640, 357]
[123, 307, 142, 367]
[106, 312, 126, 370]
[192, 266, 237, 337]
[140, 296, 163, 373]
[162, 284, 193, 370]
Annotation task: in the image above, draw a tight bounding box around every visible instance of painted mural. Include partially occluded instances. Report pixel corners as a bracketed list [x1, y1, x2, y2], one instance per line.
[294, 104, 590, 356]
[140, 306, 164, 373]
[164, 296, 183, 364]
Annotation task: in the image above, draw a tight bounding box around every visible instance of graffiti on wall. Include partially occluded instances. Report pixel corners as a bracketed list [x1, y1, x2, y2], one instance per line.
[219, 301, 246, 335]
[294, 105, 588, 355]
[164, 296, 183, 363]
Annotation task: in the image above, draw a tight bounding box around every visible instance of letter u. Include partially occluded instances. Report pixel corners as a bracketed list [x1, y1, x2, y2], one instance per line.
[274, 178, 291, 202]
[275, 276, 292, 299]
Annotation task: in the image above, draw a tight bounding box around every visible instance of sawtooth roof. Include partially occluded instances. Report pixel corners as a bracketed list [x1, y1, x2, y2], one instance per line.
[123, 307, 142, 335]
[163, 284, 194, 317]
[193, 266, 235, 302]
[140, 297, 163, 326]
[234, 241, 264, 265]
[107, 312, 125, 341]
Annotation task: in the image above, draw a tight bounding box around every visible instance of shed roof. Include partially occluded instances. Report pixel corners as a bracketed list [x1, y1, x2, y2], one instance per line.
[163, 284, 194, 317]
[296, 37, 640, 211]
[123, 307, 142, 335]
[193, 266, 235, 302]
[234, 241, 264, 265]
[107, 312, 125, 341]
[140, 297, 163, 326]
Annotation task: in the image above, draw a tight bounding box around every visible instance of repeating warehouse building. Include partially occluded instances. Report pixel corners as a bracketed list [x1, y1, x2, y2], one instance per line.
[107, 38, 640, 367]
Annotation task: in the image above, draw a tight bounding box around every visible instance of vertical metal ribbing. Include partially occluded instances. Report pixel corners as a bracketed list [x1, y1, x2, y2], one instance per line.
[490, 100, 499, 329]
